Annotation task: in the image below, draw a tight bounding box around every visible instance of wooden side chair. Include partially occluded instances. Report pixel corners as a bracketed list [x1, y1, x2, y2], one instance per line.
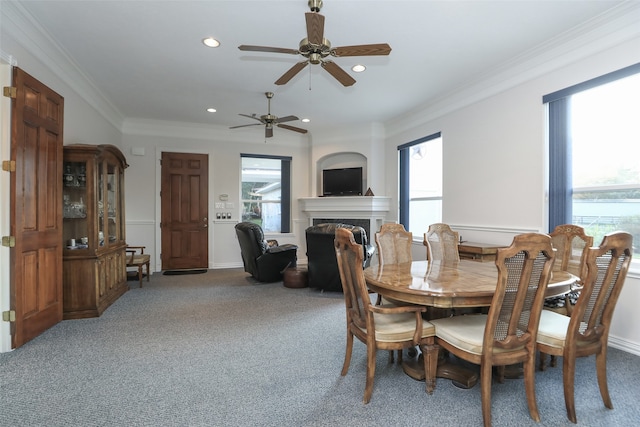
[423, 223, 460, 262]
[536, 231, 633, 424]
[374, 223, 414, 359]
[541, 224, 594, 370]
[430, 233, 556, 427]
[546, 224, 594, 315]
[334, 227, 439, 403]
[375, 223, 413, 265]
[126, 245, 151, 287]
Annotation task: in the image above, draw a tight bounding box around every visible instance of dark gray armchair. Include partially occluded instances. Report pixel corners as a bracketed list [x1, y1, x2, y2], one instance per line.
[235, 222, 298, 283]
[305, 223, 375, 292]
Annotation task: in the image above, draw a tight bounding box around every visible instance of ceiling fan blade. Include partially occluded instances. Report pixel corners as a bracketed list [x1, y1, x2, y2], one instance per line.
[265, 126, 273, 138]
[229, 123, 262, 129]
[238, 113, 263, 122]
[238, 45, 299, 55]
[332, 43, 392, 57]
[275, 61, 309, 85]
[278, 124, 308, 134]
[305, 12, 325, 46]
[321, 61, 356, 87]
[276, 115, 299, 124]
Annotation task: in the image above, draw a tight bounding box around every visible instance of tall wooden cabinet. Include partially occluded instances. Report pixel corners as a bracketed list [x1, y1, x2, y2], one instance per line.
[62, 144, 128, 319]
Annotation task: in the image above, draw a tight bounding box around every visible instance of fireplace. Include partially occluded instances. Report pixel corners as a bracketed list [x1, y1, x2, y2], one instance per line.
[299, 196, 391, 238]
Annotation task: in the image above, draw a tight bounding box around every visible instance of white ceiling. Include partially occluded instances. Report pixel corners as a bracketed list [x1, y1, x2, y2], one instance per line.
[6, 0, 631, 138]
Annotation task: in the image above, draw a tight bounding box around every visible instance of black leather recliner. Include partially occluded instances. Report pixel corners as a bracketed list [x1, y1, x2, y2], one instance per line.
[235, 222, 298, 283]
[305, 223, 375, 292]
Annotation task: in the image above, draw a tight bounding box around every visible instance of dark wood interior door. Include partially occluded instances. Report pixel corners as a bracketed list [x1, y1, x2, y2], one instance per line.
[160, 152, 208, 270]
[10, 67, 64, 348]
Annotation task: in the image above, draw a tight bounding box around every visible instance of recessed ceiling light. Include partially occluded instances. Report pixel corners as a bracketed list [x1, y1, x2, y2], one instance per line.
[301, 118, 310, 123]
[206, 108, 217, 113]
[352, 64, 366, 73]
[202, 37, 220, 48]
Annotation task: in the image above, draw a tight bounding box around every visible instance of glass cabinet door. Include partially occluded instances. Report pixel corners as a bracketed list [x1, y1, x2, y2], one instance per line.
[98, 161, 105, 246]
[63, 145, 127, 253]
[63, 160, 89, 250]
[106, 162, 118, 245]
[116, 167, 125, 241]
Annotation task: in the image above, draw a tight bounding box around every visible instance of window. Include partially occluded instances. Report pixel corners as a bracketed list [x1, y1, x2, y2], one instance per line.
[398, 133, 443, 236]
[241, 154, 291, 233]
[547, 63, 640, 259]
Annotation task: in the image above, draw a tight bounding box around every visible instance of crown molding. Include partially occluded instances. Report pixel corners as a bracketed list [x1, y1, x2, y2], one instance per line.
[385, 2, 640, 138]
[122, 118, 310, 147]
[1, 2, 124, 131]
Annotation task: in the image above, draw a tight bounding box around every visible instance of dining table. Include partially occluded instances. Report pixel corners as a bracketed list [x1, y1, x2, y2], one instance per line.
[364, 259, 577, 388]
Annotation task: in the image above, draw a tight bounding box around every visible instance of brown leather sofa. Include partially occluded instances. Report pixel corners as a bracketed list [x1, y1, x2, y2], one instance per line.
[305, 223, 375, 292]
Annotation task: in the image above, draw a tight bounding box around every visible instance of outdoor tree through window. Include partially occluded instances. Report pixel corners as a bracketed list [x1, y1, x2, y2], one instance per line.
[241, 154, 291, 233]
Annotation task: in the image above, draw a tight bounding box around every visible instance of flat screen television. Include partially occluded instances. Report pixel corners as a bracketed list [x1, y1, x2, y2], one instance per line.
[322, 167, 363, 196]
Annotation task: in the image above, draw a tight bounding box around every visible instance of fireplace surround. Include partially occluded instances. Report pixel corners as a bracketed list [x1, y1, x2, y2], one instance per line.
[299, 196, 391, 238]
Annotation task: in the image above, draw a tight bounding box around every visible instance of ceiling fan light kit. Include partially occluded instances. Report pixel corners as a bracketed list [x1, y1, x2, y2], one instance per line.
[309, 0, 323, 13]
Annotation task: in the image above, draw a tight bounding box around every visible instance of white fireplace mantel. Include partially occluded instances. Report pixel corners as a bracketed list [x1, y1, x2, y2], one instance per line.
[299, 196, 391, 235]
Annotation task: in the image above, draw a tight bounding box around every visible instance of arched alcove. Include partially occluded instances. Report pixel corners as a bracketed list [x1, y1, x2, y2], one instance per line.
[316, 152, 367, 196]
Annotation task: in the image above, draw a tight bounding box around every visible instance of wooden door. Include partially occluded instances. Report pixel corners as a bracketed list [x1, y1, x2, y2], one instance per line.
[160, 152, 208, 270]
[10, 67, 64, 348]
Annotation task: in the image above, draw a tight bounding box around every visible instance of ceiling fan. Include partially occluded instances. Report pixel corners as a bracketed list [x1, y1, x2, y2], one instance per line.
[229, 92, 308, 138]
[238, 0, 391, 87]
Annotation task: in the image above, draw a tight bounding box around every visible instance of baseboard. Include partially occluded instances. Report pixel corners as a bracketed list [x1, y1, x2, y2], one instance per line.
[211, 262, 244, 269]
[609, 335, 640, 356]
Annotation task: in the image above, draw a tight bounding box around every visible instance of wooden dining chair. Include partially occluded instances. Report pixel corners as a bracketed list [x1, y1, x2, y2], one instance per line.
[374, 223, 415, 360]
[546, 224, 594, 315]
[334, 227, 439, 403]
[126, 245, 151, 287]
[541, 224, 594, 370]
[430, 233, 556, 427]
[536, 231, 632, 424]
[423, 223, 460, 262]
[374, 223, 412, 304]
[375, 223, 413, 265]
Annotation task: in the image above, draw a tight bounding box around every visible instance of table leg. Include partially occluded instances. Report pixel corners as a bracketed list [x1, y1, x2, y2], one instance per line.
[402, 349, 479, 389]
